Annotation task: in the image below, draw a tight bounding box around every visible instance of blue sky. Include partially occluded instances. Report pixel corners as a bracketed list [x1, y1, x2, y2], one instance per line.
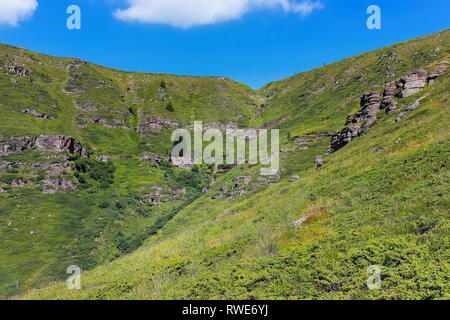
[0, 0, 448, 89]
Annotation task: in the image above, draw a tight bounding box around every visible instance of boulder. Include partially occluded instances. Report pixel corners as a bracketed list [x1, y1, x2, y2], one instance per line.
[96, 155, 112, 162]
[397, 70, 428, 98]
[314, 156, 323, 169]
[329, 125, 360, 152]
[292, 217, 308, 227]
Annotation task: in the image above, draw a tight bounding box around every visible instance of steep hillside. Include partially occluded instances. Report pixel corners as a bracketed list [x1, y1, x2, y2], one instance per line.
[0, 29, 449, 300]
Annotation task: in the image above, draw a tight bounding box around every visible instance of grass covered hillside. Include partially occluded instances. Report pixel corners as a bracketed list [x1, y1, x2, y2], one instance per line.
[0, 29, 448, 300]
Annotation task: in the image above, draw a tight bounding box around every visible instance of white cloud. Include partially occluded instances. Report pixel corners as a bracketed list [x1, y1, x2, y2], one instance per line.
[290, 0, 324, 16]
[114, 0, 323, 28]
[0, 0, 38, 26]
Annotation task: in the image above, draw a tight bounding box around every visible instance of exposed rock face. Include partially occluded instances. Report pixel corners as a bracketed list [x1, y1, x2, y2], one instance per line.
[0, 135, 89, 158]
[345, 92, 381, 125]
[136, 116, 179, 133]
[211, 175, 252, 200]
[292, 217, 308, 227]
[96, 154, 112, 162]
[397, 70, 428, 98]
[66, 60, 86, 69]
[42, 177, 77, 194]
[21, 108, 55, 120]
[203, 122, 238, 131]
[171, 157, 194, 170]
[328, 61, 447, 154]
[330, 92, 382, 153]
[3, 63, 31, 76]
[314, 156, 323, 169]
[73, 101, 98, 112]
[141, 185, 186, 206]
[427, 60, 448, 83]
[260, 117, 286, 129]
[92, 116, 115, 128]
[139, 153, 161, 166]
[395, 95, 428, 122]
[330, 125, 360, 153]
[381, 84, 398, 114]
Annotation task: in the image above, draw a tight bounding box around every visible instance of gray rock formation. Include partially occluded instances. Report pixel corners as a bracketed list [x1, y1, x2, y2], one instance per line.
[314, 156, 323, 169]
[397, 70, 428, 98]
[345, 92, 381, 125]
[21, 108, 55, 120]
[139, 153, 161, 166]
[136, 116, 179, 133]
[0, 135, 89, 158]
[4, 63, 31, 76]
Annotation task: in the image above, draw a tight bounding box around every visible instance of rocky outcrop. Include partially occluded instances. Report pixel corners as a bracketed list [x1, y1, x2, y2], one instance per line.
[396, 62, 447, 98]
[73, 101, 98, 112]
[395, 95, 429, 122]
[171, 157, 194, 170]
[42, 177, 77, 194]
[139, 153, 161, 166]
[380, 84, 398, 114]
[328, 61, 447, 154]
[203, 122, 238, 131]
[314, 156, 323, 169]
[142, 185, 186, 206]
[136, 116, 179, 133]
[3, 62, 30, 76]
[21, 108, 55, 120]
[211, 175, 252, 200]
[0, 135, 89, 158]
[345, 92, 381, 125]
[96, 154, 112, 162]
[330, 92, 381, 153]
[397, 70, 429, 98]
[427, 60, 448, 83]
[66, 60, 86, 69]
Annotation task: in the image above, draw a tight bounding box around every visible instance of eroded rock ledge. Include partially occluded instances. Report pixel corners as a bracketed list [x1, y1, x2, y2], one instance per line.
[328, 61, 448, 154]
[0, 135, 89, 158]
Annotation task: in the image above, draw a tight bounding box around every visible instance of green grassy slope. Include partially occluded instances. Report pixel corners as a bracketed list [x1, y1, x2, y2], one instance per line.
[1, 29, 449, 300]
[0, 42, 258, 298]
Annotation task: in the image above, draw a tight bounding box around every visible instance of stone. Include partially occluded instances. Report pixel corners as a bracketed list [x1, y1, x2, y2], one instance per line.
[314, 156, 323, 169]
[329, 125, 360, 153]
[136, 116, 179, 133]
[289, 175, 300, 182]
[139, 153, 161, 165]
[398, 70, 428, 98]
[96, 154, 112, 162]
[292, 217, 308, 227]
[345, 92, 381, 125]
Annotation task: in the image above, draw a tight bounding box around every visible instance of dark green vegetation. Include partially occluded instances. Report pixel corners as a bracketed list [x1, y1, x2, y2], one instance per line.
[0, 29, 449, 300]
